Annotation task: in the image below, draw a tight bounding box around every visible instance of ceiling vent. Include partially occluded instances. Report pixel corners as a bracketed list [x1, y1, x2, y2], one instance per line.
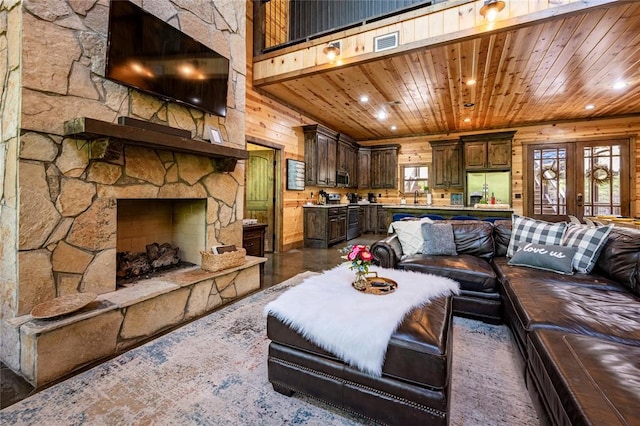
[374, 32, 399, 52]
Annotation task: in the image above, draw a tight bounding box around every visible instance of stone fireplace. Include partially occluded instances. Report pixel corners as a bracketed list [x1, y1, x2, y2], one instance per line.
[0, 1, 254, 387]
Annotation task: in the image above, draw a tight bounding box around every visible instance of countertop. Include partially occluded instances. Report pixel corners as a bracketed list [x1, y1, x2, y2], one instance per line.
[303, 203, 357, 208]
[302, 203, 513, 212]
[382, 204, 513, 212]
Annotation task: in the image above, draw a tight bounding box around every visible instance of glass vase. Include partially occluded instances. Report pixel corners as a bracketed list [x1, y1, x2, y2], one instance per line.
[353, 270, 368, 290]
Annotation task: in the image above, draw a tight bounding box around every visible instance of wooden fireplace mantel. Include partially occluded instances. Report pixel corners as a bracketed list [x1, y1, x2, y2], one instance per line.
[63, 117, 249, 172]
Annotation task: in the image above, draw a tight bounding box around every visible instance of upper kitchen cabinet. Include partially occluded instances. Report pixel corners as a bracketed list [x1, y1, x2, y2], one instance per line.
[304, 125, 338, 187]
[357, 148, 371, 189]
[370, 145, 400, 189]
[461, 131, 515, 170]
[337, 133, 359, 188]
[429, 140, 463, 189]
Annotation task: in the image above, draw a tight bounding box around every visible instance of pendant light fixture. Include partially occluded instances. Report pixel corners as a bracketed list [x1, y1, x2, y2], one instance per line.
[480, 0, 505, 21]
[323, 42, 341, 61]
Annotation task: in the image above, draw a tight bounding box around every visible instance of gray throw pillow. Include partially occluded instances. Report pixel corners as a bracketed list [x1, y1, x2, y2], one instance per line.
[507, 214, 567, 258]
[508, 243, 577, 275]
[422, 222, 457, 255]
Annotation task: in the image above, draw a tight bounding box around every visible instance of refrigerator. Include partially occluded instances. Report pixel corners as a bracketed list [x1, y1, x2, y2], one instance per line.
[466, 171, 511, 206]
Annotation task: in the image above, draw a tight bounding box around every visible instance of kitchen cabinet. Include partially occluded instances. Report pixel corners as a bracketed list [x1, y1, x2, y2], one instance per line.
[337, 133, 359, 188]
[303, 206, 347, 248]
[357, 148, 371, 189]
[303, 125, 338, 187]
[370, 146, 399, 189]
[376, 206, 389, 233]
[362, 204, 374, 233]
[461, 131, 515, 170]
[429, 140, 463, 189]
[358, 145, 399, 189]
[328, 209, 347, 244]
[357, 205, 387, 234]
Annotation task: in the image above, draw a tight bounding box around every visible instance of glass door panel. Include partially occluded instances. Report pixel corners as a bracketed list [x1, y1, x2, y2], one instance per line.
[531, 146, 567, 220]
[582, 144, 623, 217]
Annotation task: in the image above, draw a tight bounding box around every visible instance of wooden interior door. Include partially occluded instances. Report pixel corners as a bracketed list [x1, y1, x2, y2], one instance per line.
[526, 139, 630, 222]
[246, 148, 275, 252]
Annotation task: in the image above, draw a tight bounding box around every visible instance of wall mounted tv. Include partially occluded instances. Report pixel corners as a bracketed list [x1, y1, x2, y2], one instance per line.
[106, 1, 229, 117]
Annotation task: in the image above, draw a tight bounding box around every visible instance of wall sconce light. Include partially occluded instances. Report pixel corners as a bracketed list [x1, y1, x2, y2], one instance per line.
[479, 0, 505, 21]
[323, 42, 341, 61]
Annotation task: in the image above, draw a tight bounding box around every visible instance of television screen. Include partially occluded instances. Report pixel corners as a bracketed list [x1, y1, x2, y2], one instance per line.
[106, 1, 229, 117]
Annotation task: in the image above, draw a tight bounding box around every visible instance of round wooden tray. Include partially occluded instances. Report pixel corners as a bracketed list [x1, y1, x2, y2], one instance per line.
[352, 273, 398, 295]
[31, 293, 97, 319]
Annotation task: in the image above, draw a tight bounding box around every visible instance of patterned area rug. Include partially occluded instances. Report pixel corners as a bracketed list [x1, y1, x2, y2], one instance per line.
[1, 272, 539, 425]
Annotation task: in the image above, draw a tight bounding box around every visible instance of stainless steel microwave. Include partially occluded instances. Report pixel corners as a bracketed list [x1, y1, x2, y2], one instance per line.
[336, 171, 350, 187]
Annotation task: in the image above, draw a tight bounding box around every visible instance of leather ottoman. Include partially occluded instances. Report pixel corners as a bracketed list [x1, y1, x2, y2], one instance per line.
[266, 295, 453, 425]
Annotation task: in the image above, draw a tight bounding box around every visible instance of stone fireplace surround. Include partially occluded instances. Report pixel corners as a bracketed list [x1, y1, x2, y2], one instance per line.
[7, 130, 264, 387]
[1, 0, 252, 389]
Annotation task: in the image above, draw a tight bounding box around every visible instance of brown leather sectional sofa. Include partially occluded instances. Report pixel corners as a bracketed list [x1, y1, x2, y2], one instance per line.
[371, 220, 640, 425]
[373, 220, 506, 324]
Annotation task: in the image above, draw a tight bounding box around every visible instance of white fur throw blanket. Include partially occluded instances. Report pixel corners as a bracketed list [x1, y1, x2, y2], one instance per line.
[264, 264, 459, 377]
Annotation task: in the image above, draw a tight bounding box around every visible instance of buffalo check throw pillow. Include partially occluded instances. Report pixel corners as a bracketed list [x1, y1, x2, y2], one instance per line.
[562, 223, 614, 273]
[507, 215, 567, 258]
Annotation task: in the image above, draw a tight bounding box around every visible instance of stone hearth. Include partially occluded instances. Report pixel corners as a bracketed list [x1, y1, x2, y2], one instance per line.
[8, 258, 263, 387]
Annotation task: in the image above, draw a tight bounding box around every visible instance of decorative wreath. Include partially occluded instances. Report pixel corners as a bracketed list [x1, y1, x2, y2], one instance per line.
[540, 163, 557, 181]
[586, 164, 612, 186]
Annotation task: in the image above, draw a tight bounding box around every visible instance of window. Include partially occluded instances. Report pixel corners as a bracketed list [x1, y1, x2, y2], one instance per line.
[402, 165, 429, 193]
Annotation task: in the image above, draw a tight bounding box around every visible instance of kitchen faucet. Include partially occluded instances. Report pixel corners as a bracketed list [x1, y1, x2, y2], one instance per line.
[414, 190, 419, 204]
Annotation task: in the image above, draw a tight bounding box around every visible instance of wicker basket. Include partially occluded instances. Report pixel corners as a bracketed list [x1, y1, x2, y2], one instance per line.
[200, 248, 246, 272]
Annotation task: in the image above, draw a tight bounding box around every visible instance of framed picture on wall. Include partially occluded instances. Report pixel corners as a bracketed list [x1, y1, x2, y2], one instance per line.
[205, 125, 223, 144]
[286, 159, 305, 190]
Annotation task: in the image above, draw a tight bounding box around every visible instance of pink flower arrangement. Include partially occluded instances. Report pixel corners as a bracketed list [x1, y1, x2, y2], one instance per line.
[340, 244, 373, 274]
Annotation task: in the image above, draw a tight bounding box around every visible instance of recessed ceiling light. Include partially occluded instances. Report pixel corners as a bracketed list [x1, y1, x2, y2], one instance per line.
[360, 95, 369, 103]
[377, 111, 388, 120]
[466, 79, 477, 86]
[613, 81, 627, 90]
[463, 118, 472, 123]
[585, 104, 596, 110]
[464, 102, 475, 108]
[390, 125, 397, 131]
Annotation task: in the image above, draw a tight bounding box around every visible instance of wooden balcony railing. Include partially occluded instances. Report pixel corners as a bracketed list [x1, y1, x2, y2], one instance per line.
[253, 0, 441, 55]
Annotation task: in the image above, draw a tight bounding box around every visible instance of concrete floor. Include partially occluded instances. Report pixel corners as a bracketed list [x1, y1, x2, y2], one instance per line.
[0, 233, 386, 409]
[261, 233, 385, 289]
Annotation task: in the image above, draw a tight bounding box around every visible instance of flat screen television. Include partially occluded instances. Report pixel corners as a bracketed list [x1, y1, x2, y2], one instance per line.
[105, 1, 229, 117]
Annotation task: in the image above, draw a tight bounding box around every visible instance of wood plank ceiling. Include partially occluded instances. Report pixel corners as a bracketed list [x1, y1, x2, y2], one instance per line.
[255, 1, 640, 141]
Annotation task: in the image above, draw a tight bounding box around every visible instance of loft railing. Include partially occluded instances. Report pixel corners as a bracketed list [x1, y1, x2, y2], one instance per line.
[253, 0, 440, 55]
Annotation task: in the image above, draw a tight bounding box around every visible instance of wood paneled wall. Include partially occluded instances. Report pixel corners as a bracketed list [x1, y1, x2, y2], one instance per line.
[248, 0, 318, 250]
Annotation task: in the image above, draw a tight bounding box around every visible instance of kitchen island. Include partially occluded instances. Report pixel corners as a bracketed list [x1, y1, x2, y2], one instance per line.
[382, 204, 513, 220]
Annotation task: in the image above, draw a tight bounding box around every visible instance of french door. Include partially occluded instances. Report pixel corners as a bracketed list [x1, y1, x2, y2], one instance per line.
[526, 139, 630, 222]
